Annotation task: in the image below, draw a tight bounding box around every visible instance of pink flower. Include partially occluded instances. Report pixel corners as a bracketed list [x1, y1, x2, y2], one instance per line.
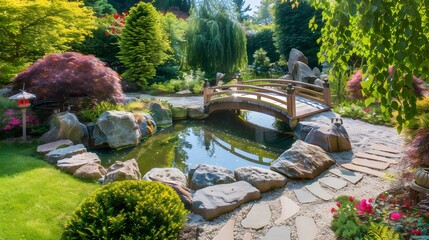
[336, 202, 341, 207]
[390, 212, 402, 221]
[349, 196, 355, 202]
[403, 202, 409, 207]
[2, 125, 12, 131]
[364, 108, 371, 113]
[358, 199, 373, 214]
[5, 109, 14, 116]
[411, 229, 422, 235]
[331, 207, 335, 213]
[9, 117, 21, 126]
[380, 195, 386, 201]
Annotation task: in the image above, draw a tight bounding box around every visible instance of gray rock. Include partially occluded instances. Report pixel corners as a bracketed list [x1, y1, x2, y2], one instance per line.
[57, 152, 101, 174]
[192, 181, 261, 220]
[288, 48, 308, 73]
[270, 140, 335, 179]
[142, 168, 187, 187]
[292, 61, 317, 83]
[148, 101, 172, 127]
[279, 73, 293, 80]
[104, 159, 141, 184]
[188, 164, 235, 190]
[40, 112, 88, 144]
[294, 121, 321, 140]
[74, 163, 107, 180]
[171, 106, 188, 120]
[44, 144, 87, 164]
[92, 110, 141, 149]
[304, 119, 352, 152]
[148, 177, 192, 210]
[37, 139, 74, 154]
[187, 105, 205, 119]
[133, 112, 156, 136]
[234, 167, 288, 193]
[313, 67, 321, 77]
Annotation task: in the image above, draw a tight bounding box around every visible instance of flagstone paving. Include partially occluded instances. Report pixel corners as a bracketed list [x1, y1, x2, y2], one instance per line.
[296, 216, 317, 240]
[355, 152, 398, 164]
[241, 203, 272, 229]
[274, 196, 300, 224]
[352, 157, 390, 170]
[341, 163, 386, 177]
[329, 168, 363, 184]
[371, 144, 401, 154]
[262, 226, 291, 240]
[213, 219, 235, 240]
[318, 176, 347, 190]
[293, 188, 318, 204]
[305, 182, 333, 201]
[365, 149, 401, 158]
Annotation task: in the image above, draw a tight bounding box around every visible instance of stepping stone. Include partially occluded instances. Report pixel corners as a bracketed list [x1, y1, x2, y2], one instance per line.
[371, 144, 401, 154]
[341, 164, 385, 178]
[365, 149, 400, 158]
[329, 168, 363, 184]
[37, 139, 73, 154]
[294, 189, 318, 204]
[355, 152, 398, 164]
[241, 203, 271, 229]
[243, 232, 252, 240]
[318, 177, 347, 190]
[296, 216, 317, 240]
[305, 182, 333, 201]
[352, 158, 390, 170]
[262, 226, 291, 240]
[274, 196, 301, 224]
[213, 219, 235, 240]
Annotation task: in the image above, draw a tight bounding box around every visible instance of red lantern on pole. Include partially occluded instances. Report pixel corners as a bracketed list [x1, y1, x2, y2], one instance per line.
[8, 88, 36, 141]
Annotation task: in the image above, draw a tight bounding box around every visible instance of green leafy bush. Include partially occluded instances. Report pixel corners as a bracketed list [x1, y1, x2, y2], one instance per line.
[334, 102, 394, 126]
[63, 180, 188, 239]
[79, 101, 124, 122]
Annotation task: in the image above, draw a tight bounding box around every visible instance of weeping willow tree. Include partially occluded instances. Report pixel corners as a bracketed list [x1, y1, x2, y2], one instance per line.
[186, 0, 247, 77]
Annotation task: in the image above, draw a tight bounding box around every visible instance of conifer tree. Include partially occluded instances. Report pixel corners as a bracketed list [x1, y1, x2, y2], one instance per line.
[118, 2, 170, 89]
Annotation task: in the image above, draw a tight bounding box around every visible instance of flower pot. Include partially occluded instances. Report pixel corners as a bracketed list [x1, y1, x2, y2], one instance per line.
[415, 168, 429, 189]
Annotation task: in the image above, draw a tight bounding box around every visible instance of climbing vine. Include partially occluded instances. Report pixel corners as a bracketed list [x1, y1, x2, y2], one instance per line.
[287, 0, 429, 131]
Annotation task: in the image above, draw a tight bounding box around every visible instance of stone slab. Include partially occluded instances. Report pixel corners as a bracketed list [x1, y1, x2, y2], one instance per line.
[296, 216, 317, 240]
[318, 177, 347, 190]
[243, 233, 252, 240]
[355, 152, 398, 164]
[242, 203, 271, 229]
[371, 144, 401, 154]
[352, 158, 390, 170]
[294, 189, 318, 204]
[274, 196, 301, 224]
[37, 139, 73, 154]
[262, 226, 291, 240]
[329, 168, 363, 184]
[341, 164, 385, 178]
[365, 149, 400, 159]
[213, 219, 235, 240]
[305, 182, 333, 201]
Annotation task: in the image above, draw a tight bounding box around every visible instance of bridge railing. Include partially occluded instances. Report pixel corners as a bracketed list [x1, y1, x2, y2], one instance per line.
[203, 78, 331, 119]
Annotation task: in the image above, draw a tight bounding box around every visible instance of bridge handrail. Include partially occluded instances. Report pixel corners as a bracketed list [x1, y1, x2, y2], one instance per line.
[207, 89, 288, 106]
[245, 79, 324, 90]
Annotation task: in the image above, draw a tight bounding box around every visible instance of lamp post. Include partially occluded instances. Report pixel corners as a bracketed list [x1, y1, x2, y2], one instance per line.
[8, 89, 36, 142]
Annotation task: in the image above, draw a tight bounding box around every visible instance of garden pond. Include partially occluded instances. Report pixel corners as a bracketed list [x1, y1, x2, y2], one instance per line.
[94, 111, 295, 175]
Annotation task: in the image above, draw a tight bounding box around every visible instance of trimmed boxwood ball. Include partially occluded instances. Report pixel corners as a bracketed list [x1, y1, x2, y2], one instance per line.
[63, 180, 188, 239]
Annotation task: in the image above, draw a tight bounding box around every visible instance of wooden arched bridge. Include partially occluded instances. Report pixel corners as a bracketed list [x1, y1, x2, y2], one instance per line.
[203, 79, 332, 128]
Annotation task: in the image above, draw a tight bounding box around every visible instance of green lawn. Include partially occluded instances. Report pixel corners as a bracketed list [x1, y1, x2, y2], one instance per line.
[0, 141, 99, 239]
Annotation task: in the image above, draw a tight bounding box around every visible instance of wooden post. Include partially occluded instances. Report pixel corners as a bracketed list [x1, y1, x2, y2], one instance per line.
[237, 72, 242, 85]
[323, 79, 332, 107]
[286, 83, 296, 118]
[203, 78, 210, 105]
[21, 108, 27, 142]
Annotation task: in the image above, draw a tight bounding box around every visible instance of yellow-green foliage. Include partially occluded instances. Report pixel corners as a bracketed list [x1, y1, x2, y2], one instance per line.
[79, 101, 124, 122]
[364, 222, 400, 240]
[417, 97, 429, 114]
[125, 100, 145, 112]
[63, 180, 188, 239]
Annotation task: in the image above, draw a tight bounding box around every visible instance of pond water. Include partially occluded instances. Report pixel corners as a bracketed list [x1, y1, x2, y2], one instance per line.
[94, 111, 294, 175]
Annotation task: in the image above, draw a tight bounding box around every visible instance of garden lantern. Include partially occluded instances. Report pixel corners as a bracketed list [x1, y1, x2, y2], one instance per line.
[8, 89, 36, 141]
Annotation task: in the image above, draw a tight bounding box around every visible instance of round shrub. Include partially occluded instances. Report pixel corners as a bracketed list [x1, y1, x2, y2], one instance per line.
[63, 180, 188, 239]
[12, 52, 124, 110]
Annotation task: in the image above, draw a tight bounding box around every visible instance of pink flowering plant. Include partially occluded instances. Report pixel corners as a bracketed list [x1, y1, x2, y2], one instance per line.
[331, 194, 429, 239]
[0, 108, 40, 139]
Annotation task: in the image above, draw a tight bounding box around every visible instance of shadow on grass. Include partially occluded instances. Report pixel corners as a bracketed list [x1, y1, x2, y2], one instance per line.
[0, 140, 50, 177]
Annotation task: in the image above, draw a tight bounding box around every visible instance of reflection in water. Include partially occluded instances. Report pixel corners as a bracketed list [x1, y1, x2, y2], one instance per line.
[94, 111, 294, 175]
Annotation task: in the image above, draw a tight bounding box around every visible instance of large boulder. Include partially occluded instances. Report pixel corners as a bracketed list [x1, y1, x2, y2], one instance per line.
[292, 61, 317, 83]
[133, 112, 156, 136]
[288, 48, 308, 73]
[148, 101, 172, 127]
[192, 181, 261, 221]
[304, 119, 352, 152]
[103, 159, 141, 184]
[234, 167, 288, 193]
[270, 140, 335, 179]
[187, 105, 205, 119]
[37, 139, 73, 154]
[74, 163, 107, 180]
[142, 168, 187, 187]
[294, 121, 321, 141]
[44, 144, 87, 164]
[57, 152, 101, 174]
[188, 164, 235, 190]
[92, 110, 141, 149]
[40, 112, 88, 144]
